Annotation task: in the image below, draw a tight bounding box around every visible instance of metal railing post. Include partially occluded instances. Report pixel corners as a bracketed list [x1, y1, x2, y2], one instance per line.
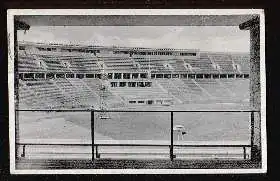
[96, 145, 99, 158]
[250, 111, 254, 161]
[91, 111, 95, 160]
[243, 147, 246, 159]
[21, 145, 26, 158]
[170, 111, 174, 161]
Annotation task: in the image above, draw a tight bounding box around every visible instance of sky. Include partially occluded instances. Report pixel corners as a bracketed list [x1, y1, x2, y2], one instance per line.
[18, 26, 250, 53]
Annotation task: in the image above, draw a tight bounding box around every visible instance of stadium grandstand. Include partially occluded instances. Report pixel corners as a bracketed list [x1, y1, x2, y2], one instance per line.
[17, 41, 250, 110]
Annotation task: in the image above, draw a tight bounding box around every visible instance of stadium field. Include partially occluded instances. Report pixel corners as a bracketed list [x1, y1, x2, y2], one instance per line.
[18, 103, 251, 142]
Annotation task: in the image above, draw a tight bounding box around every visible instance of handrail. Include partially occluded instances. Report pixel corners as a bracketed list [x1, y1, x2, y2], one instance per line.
[18, 142, 251, 160]
[17, 142, 251, 147]
[15, 109, 260, 113]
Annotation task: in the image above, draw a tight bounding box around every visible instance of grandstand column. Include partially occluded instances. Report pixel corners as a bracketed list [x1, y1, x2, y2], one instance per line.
[239, 16, 261, 162]
[14, 20, 30, 159]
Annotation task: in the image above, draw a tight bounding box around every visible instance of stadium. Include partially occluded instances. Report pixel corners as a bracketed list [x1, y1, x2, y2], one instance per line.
[11, 13, 264, 171]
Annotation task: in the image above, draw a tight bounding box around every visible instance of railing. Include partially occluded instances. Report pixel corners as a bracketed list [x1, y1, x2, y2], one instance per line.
[15, 109, 259, 161]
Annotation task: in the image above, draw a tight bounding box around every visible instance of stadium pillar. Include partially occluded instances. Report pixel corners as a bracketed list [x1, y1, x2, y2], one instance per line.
[14, 20, 30, 159]
[91, 111, 95, 160]
[239, 17, 261, 162]
[170, 111, 174, 161]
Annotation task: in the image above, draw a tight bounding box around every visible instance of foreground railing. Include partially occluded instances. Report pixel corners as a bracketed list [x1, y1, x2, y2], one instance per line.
[15, 109, 259, 161]
[17, 142, 251, 160]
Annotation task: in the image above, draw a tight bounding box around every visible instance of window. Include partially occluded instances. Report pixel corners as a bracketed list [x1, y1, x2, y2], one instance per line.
[228, 74, 235, 78]
[172, 74, 179, 78]
[244, 74, 249, 78]
[188, 74, 195, 79]
[34, 73, 44, 79]
[123, 73, 131, 79]
[19, 73, 24, 80]
[180, 74, 188, 78]
[145, 82, 152, 87]
[56, 74, 65, 78]
[95, 74, 101, 79]
[47, 48, 52, 51]
[85, 74, 95, 78]
[46, 73, 55, 79]
[114, 73, 122, 79]
[220, 74, 227, 78]
[204, 74, 211, 79]
[129, 100, 136, 104]
[24, 73, 34, 79]
[236, 74, 243, 78]
[128, 82, 136, 87]
[111, 82, 118, 87]
[147, 100, 153, 105]
[140, 73, 147, 79]
[138, 101, 145, 104]
[196, 74, 203, 79]
[76, 74, 84, 79]
[156, 74, 163, 78]
[119, 82, 126, 87]
[164, 74, 171, 79]
[213, 74, 219, 79]
[137, 82, 145, 87]
[151, 74, 155, 79]
[66, 74, 75, 78]
[108, 73, 113, 79]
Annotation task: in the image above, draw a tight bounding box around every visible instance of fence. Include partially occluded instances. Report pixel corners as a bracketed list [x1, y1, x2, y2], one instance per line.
[15, 109, 259, 161]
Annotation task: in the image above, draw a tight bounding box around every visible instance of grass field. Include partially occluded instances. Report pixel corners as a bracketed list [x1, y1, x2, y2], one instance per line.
[18, 102, 251, 142]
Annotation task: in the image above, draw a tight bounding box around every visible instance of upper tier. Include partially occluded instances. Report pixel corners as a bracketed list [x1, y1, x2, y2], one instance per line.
[17, 41, 250, 74]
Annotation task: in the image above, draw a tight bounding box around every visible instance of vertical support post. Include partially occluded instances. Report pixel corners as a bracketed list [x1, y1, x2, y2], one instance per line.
[96, 145, 99, 158]
[91, 111, 95, 160]
[243, 147, 246, 159]
[170, 111, 174, 161]
[21, 145, 26, 158]
[250, 111, 254, 160]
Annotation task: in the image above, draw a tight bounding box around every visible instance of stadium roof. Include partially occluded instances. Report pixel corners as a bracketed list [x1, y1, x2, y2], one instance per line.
[15, 15, 256, 26]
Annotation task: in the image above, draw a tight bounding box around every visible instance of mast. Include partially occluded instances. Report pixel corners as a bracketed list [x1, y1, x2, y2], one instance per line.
[98, 57, 110, 119]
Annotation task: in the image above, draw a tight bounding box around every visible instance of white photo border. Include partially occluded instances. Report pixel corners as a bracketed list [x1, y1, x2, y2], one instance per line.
[7, 9, 266, 174]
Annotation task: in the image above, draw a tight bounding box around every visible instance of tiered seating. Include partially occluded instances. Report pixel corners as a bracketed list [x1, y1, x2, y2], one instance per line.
[168, 60, 188, 72]
[109, 81, 170, 100]
[18, 56, 45, 72]
[156, 79, 187, 103]
[83, 79, 125, 108]
[19, 80, 66, 109]
[219, 79, 249, 102]
[195, 79, 233, 102]
[102, 58, 135, 71]
[208, 53, 236, 73]
[231, 55, 250, 74]
[197, 53, 219, 74]
[180, 79, 210, 103]
[40, 57, 68, 72]
[55, 78, 99, 107]
[184, 53, 217, 74]
[67, 59, 100, 73]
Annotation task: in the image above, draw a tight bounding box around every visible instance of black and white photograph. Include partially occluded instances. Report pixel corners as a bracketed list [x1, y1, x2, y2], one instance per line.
[7, 9, 266, 174]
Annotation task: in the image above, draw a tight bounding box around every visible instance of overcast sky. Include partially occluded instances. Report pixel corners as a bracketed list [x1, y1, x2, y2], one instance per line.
[18, 26, 250, 53]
